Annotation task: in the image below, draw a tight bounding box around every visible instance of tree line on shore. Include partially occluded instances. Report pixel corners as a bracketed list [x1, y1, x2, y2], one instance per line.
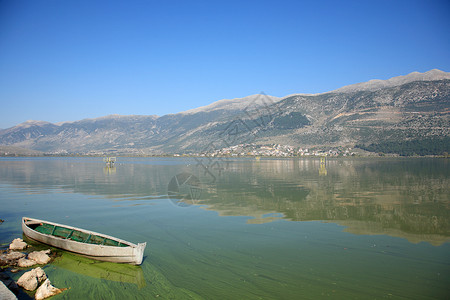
[356, 137, 450, 156]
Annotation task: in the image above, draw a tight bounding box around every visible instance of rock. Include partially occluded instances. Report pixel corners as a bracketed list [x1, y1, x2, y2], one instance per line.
[9, 238, 27, 251]
[34, 279, 63, 300]
[16, 267, 47, 291]
[18, 258, 37, 268]
[6, 252, 26, 261]
[0, 252, 26, 266]
[28, 250, 51, 265]
[0, 254, 7, 267]
[8, 253, 25, 268]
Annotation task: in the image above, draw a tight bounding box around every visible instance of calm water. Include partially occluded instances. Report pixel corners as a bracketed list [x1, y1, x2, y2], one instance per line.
[0, 157, 449, 299]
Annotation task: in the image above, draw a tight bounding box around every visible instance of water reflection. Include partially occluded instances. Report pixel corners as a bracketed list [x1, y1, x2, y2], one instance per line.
[103, 166, 116, 175]
[0, 157, 448, 245]
[167, 172, 203, 207]
[198, 158, 449, 245]
[319, 156, 327, 176]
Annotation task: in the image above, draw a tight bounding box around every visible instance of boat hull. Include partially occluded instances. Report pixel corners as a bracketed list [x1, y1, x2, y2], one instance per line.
[22, 217, 146, 265]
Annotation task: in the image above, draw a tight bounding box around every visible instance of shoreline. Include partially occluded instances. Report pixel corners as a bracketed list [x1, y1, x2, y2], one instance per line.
[0, 154, 448, 158]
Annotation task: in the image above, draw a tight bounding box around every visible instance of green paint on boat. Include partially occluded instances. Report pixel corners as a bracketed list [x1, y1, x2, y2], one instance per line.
[33, 223, 128, 247]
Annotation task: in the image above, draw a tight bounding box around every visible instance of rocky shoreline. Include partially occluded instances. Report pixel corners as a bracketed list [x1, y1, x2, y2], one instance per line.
[0, 238, 67, 300]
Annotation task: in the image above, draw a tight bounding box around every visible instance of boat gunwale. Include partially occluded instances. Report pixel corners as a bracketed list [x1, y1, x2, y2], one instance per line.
[22, 217, 138, 249]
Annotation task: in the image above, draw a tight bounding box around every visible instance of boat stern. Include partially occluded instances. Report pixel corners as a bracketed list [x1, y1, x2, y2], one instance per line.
[134, 242, 146, 265]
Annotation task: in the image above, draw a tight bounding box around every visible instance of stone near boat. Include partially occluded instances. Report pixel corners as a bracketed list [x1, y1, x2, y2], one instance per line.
[0, 252, 26, 266]
[16, 267, 47, 291]
[9, 238, 27, 251]
[34, 279, 63, 300]
[6, 251, 26, 260]
[0, 253, 7, 267]
[28, 250, 51, 265]
[17, 258, 37, 268]
[0, 245, 51, 268]
[7, 252, 26, 262]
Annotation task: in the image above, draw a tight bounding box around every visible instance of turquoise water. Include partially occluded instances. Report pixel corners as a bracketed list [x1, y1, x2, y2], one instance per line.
[0, 157, 449, 299]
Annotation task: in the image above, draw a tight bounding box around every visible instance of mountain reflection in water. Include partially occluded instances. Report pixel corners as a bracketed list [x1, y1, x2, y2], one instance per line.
[0, 157, 448, 246]
[196, 158, 449, 245]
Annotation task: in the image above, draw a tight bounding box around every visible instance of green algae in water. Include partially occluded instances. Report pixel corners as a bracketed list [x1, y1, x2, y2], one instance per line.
[52, 252, 146, 288]
[45, 256, 203, 299]
[0, 157, 449, 299]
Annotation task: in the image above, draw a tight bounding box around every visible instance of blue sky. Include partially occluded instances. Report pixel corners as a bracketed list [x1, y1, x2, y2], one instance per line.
[0, 0, 449, 129]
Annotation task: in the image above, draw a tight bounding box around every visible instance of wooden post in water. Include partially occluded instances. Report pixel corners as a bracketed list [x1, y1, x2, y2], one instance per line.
[319, 156, 327, 176]
[103, 157, 116, 167]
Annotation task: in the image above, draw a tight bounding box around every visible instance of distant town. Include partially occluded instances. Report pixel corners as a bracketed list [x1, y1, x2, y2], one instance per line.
[2, 142, 448, 157]
[178, 144, 357, 158]
[0, 143, 359, 157]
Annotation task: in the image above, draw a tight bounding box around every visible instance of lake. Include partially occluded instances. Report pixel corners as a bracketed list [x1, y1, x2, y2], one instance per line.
[0, 157, 449, 299]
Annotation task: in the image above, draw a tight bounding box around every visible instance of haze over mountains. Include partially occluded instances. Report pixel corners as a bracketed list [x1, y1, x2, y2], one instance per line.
[0, 69, 449, 155]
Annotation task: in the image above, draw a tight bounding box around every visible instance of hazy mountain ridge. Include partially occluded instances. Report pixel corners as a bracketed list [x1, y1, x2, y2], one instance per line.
[165, 79, 449, 152]
[271, 79, 450, 146]
[1, 70, 449, 154]
[180, 94, 281, 114]
[332, 69, 450, 93]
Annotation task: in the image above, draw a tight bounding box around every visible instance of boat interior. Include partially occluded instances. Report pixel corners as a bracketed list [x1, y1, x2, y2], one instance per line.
[26, 221, 128, 247]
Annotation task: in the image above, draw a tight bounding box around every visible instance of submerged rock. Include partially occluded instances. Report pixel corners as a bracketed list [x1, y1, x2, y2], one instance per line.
[7, 252, 26, 261]
[9, 239, 27, 251]
[0, 254, 7, 267]
[34, 279, 63, 300]
[0, 248, 52, 268]
[16, 267, 47, 291]
[0, 252, 26, 266]
[17, 258, 37, 268]
[28, 250, 51, 265]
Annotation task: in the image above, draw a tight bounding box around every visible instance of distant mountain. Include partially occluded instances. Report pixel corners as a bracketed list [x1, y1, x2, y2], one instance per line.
[0, 69, 449, 155]
[180, 94, 281, 114]
[332, 69, 450, 93]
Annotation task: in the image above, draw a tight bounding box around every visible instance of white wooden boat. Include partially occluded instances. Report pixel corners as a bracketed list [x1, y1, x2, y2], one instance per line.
[22, 217, 146, 265]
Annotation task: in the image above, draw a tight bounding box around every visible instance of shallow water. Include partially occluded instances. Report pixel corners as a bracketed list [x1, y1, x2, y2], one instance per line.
[0, 157, 449, 299]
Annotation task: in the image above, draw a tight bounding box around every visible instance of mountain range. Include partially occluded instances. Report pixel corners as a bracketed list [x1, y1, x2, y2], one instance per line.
[0, 69, 449, 155]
